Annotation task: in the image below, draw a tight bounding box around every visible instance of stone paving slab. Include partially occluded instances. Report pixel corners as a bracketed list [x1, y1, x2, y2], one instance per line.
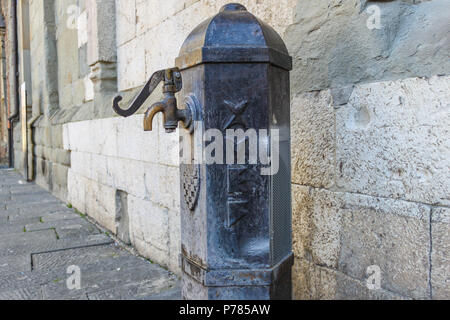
[42, 262, 178, 300]
[7, 205, 79, 221]
[0, 234, 113, 258]
[0, 255, 32, 274]
[0, 169, 181, 300]
[0, 224, 25, 235]
[87, 279, 181, 300]
[25, 217, 96, 233]
[0, 254, 142, 290]
[1, 216, 41, 226]
[0, 286, 43, 300]
[0, 229, 58, 244]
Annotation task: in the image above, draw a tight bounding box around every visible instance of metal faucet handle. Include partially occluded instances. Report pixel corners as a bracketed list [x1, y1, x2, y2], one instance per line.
[143, 68, 191, 133]
[112, 68, 182, 118]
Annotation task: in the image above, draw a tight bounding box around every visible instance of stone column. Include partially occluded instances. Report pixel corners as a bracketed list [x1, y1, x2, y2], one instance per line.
[87, 0, 117, 117]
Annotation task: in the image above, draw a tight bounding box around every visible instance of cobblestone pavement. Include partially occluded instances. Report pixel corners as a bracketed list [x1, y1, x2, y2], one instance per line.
[0, 169, 180, 300]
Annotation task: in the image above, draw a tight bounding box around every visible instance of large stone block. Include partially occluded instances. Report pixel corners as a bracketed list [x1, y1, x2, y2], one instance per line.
[168, 205, 181, 274]
[117, 37, 146, 91]
[87, 0, 117, 65]
[292, 185, 431, 299]
[106, 156, 147, 199]
[292, 185, 343, 269]
[52, 162, 69, 201]
[118, 0, 296, 92]
[116, 0, 136, 46]
[116, 114, 159, 163]
[291, 91, 335, 188]
[142, 1, 211, 80]
[128, 195, 170, 266]
[67, 169, 87, 214]
[202, 0, 296, 36]
[285, 0, 450, 94]
[336, 76, 450, 205]
[293, 258, 406, 300]
[68, 170, 116, 232]
[431, 207, 450, 299]
[339, 194, 431, 299]
[65, 118, 119, 157]
[136, 0, 200, 36]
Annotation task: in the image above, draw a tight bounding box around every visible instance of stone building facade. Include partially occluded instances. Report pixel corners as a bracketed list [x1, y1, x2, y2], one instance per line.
[0, 0, 448, 299]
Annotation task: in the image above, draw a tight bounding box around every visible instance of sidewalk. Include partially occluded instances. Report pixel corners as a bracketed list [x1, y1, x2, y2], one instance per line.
[0, 169, 180, 300]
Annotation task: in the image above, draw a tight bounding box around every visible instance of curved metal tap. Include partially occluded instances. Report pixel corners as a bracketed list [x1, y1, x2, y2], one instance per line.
[112, 68, 192, 133]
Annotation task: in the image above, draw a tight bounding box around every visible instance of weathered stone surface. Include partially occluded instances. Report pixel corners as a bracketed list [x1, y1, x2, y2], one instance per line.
[87, 0, 117, 65]
[0, 234, 113, 259]
[87, 279, 180, 300]
[292, 185, 431, 299]
[336, 76, 450, 205]
[115, 0, 136, 46]
[291, 90, 335, 188]
[41, 212, 81, 223]
[0, 224, 25, 235]
[117, 0, 296, 91]
[292, 185, 342, 269]
[32, 245, 127, 271]
[0, 229, 57, 245]
[68, 171, 116, 233]
[43, 264, 177, 300]
[25, 217, 100, 239]
[0, 287, 43, 300]
[0, 254, 32, 274]
[117, 36, 146, 91]
[431, 207, 450, 299]
[9, 203, 73, 221]
[285, 0, 450, 94]
[339, 194, 431, 299]
[293, 258, 407, 300]
[128, 195, 171, 267]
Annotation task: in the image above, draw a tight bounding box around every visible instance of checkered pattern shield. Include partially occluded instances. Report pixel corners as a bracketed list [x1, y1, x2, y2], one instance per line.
[182, 165, 200, 211]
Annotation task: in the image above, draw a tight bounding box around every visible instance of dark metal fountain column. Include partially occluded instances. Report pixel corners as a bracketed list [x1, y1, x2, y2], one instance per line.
[112, 3, 293, 300]
[175, 3, 293, 300]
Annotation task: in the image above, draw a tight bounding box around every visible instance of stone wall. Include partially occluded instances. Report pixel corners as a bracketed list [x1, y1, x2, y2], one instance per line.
[287, 0, 449, 299]
[3, 0, 449, 299]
